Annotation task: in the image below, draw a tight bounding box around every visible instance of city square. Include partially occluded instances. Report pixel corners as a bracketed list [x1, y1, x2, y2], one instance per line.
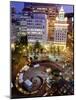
[10, 1, 74, 98]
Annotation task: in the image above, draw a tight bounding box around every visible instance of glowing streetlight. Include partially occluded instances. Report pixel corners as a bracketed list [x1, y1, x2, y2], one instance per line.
[46, 68, 51, 73]
[23, 49, 26, 52]
[11, 43, 15, 50]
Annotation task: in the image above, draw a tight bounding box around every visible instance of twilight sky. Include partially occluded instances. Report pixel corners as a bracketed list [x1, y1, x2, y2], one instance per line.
[10, 1, 74, 13]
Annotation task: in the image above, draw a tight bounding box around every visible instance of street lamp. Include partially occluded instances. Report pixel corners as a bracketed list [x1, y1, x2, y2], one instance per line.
[11, 43, 15, 50]
[46, 68, 51, 74]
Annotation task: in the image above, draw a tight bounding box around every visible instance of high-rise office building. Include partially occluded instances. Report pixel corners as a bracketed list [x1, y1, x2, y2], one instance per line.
[54, 6, 68, 50]
[10, 7, 17, 43]
[24, 3, 58, 41]
[18, 8, 48, 43]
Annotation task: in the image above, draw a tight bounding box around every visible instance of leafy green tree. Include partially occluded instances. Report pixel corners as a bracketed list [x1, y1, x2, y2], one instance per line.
[57, 46, 60, 55]
[20, 35, 28, 56]
[33, 41, 42, 60]
[53, 46, 56, 56]
[34, 41, 41, 53]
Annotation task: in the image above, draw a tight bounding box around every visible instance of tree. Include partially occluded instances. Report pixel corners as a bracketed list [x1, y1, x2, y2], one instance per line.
[20, 35, 28, 46]
[50, 46, 53, 54]
[53, 46, 56, 56]
[11, 35, 28, 69]
[51, 69, 60, 77]
[57, 46, 60, 55]
[20, 35, 28, 56]
[28, 44, 33, 54]
[33, 41, 42, 60]
[34, 41, 41, 53]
